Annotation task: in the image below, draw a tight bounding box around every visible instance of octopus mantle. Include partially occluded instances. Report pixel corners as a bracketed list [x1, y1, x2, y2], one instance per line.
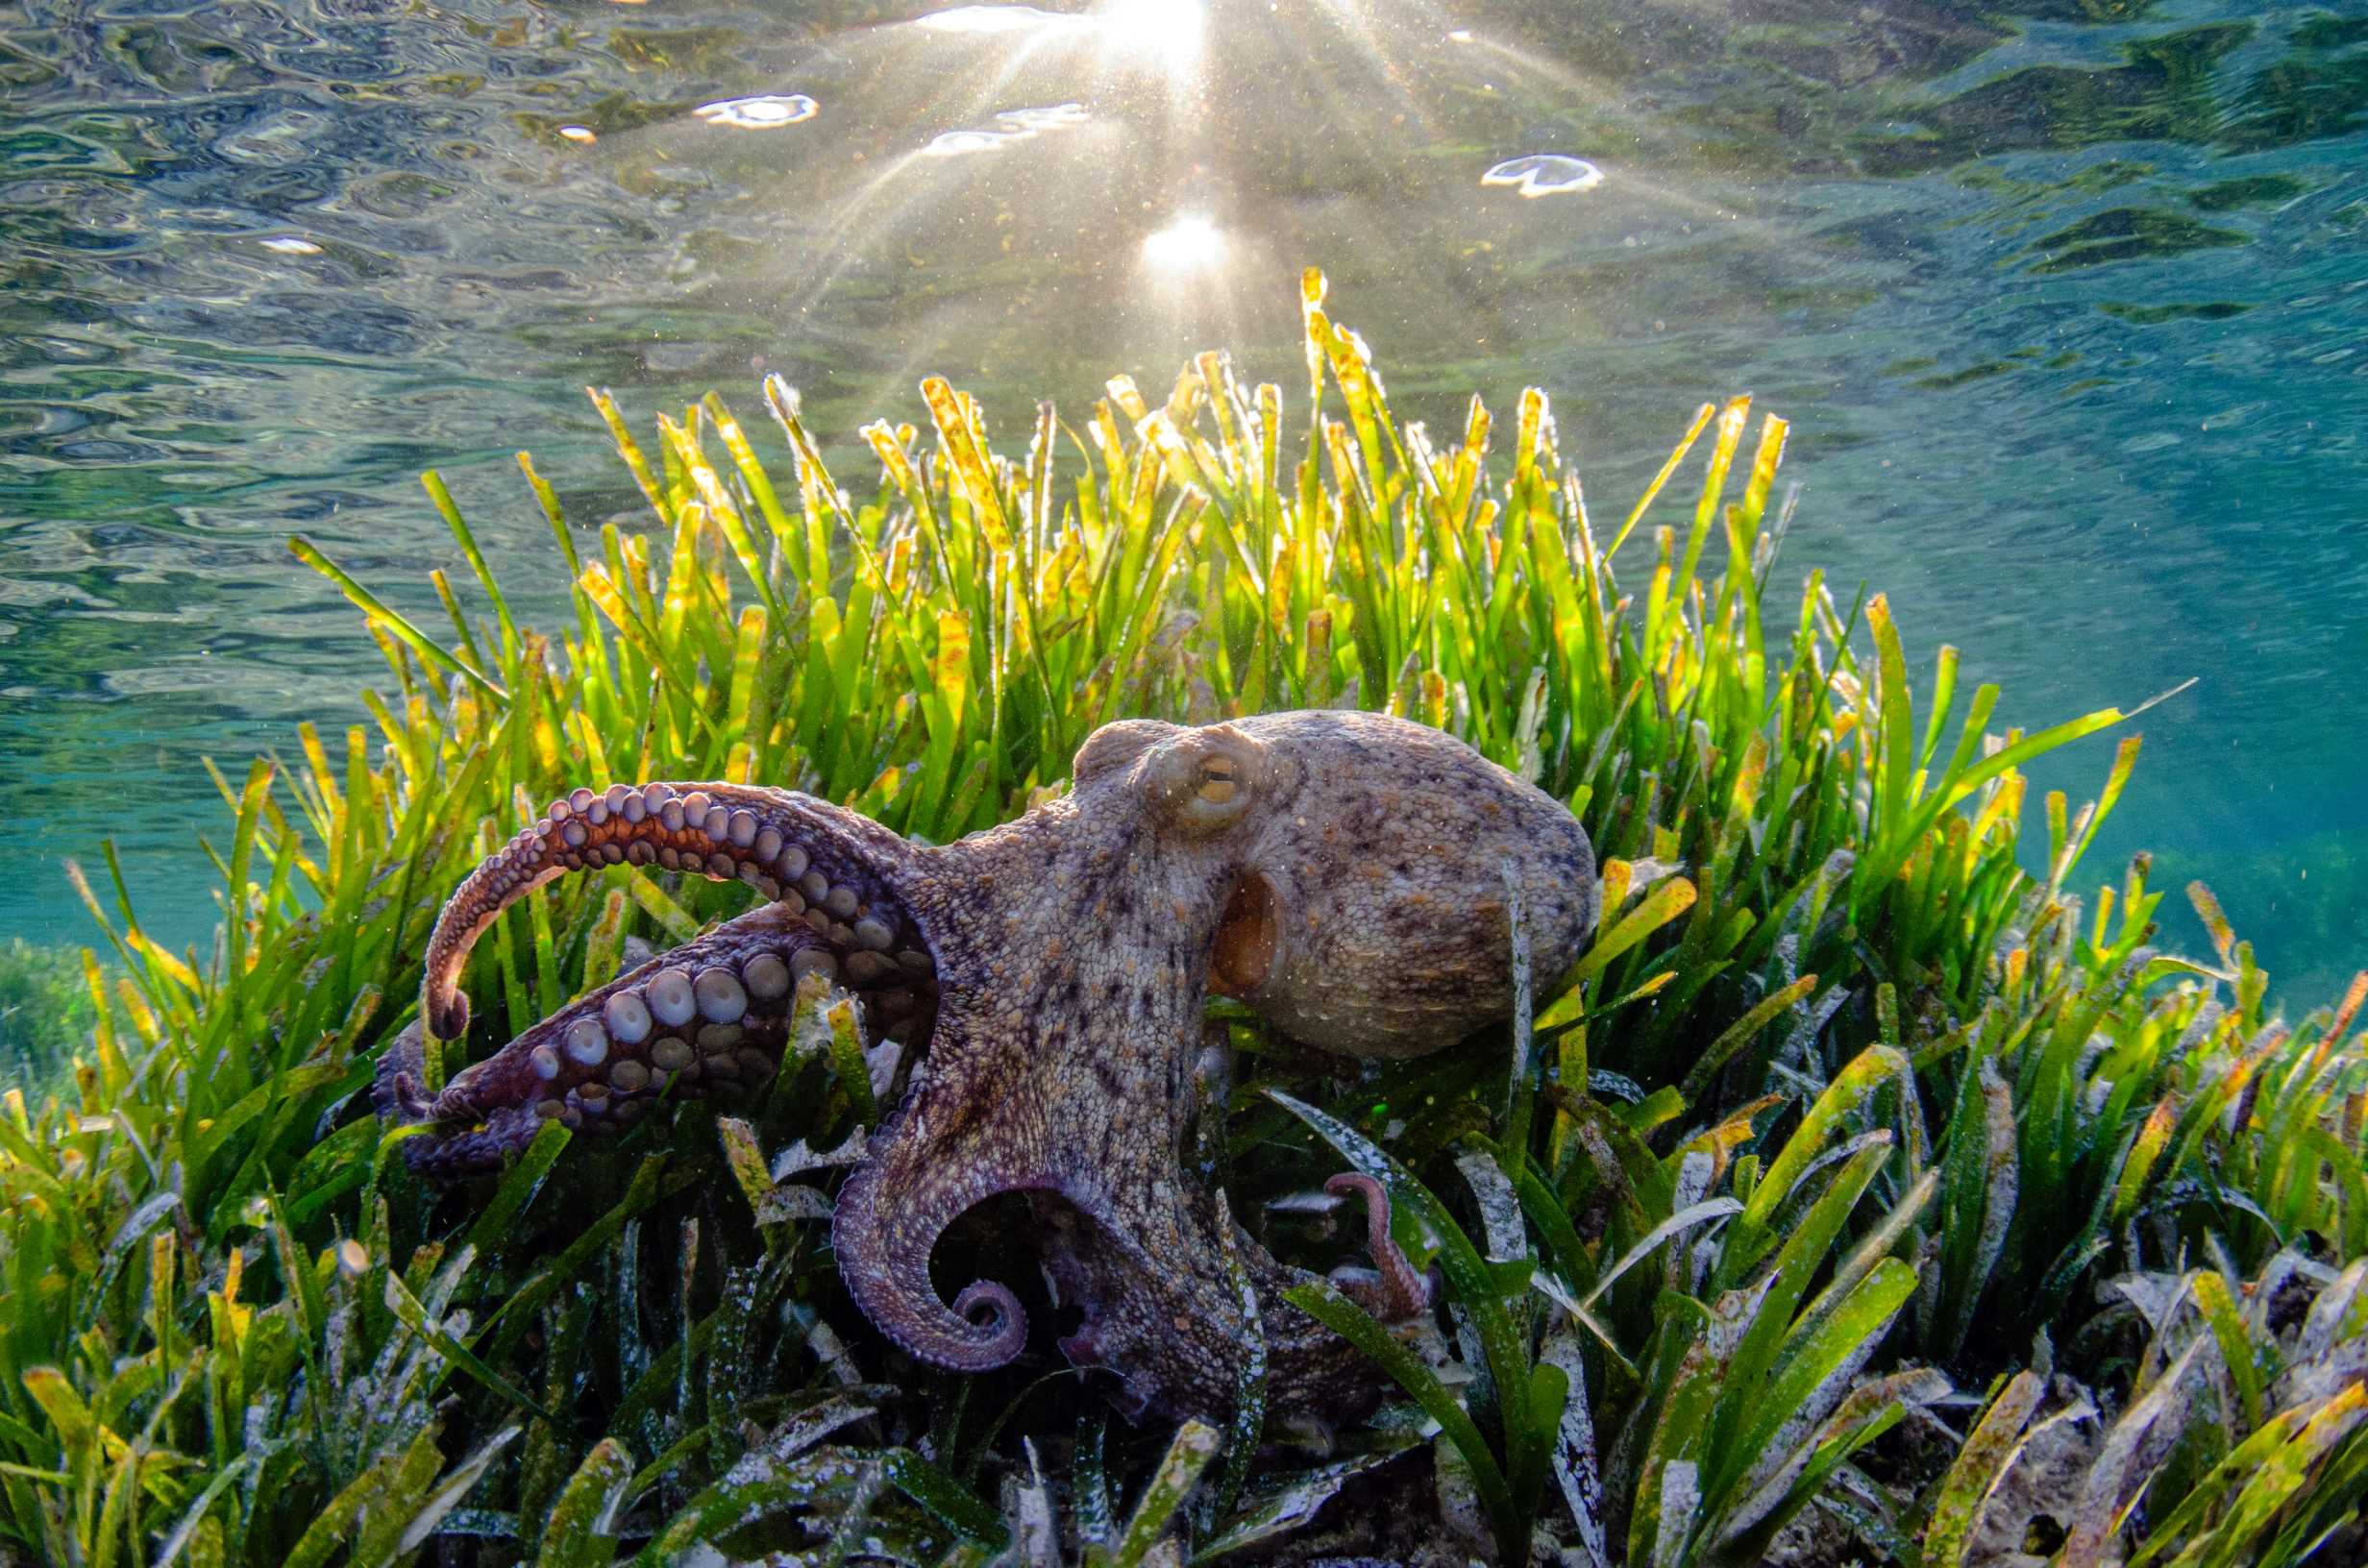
[377, 710, 1597, 1421]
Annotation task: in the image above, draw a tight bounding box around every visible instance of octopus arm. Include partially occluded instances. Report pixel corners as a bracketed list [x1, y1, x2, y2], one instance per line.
[419, 780, 914, 1040]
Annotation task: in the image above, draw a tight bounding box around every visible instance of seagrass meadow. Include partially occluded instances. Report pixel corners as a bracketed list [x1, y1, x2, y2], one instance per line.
[2, 272, 2364, 1567]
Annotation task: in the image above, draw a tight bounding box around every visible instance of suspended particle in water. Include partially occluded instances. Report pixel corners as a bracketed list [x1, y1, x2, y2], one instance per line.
[694, 94, 819, 130]
[1481, 154, 1605, 198]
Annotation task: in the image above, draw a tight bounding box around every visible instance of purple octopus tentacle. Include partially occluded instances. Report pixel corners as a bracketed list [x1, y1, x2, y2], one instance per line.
[389, 899, 936, 1179]
[831, 1149, 1038, 1371]
[371, 1018, 432, 1122]
[421, 781, 920, 1040]
[1323, 1172, 1433, 1321]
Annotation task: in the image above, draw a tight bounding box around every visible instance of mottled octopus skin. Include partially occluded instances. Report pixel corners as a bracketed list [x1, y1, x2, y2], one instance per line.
[377, 711, 1598, 1422]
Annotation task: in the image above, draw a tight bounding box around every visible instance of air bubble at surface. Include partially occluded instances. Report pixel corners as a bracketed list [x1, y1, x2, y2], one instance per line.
[1481, 154, 1604, 198]
[695, 95, 818, 130]
[996, 103, 1087, 134]
[914, 6, 1075, 33]
[928, 102, 1085, 158]
[925, 130, 1023, 158]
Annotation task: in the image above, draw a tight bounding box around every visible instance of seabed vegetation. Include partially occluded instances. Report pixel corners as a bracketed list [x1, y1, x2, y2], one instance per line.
[0, 942, 93, 1095]
[1, 272, 2363, 1567]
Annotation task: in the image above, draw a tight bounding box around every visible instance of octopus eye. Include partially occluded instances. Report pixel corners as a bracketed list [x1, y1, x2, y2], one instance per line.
[1153, 725, 1263, 835]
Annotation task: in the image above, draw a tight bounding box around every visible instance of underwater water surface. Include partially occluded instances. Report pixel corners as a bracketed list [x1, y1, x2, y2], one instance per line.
[0, 0, 2361, 1001]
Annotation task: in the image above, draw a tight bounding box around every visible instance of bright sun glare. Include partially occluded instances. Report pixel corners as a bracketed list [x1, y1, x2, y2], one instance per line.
[1141, 214, 1224, 273]
[1097, 0, 1203, 68]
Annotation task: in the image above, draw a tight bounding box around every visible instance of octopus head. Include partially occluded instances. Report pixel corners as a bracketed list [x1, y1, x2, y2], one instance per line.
[1071, 709, 1598, 1059]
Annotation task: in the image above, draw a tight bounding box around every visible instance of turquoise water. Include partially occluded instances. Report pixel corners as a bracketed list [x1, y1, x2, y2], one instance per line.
[0, 1, 2360, 1003]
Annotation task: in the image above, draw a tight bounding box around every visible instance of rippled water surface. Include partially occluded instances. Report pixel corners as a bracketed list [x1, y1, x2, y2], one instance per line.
[2, 0, 2363, 999]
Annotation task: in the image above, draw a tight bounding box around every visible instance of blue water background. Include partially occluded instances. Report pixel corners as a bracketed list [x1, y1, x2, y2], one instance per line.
[0, 1, 2361, 1003]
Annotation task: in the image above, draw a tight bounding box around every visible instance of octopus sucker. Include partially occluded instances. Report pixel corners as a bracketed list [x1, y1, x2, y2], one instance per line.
[380, 711, 1596, 1421]
[646, 969, 695, 1026]
[603, 992, 652, 1044]
[744, 952, 790, 1000]
[693, 967, 747, 1021]
[562, 1017, 606, 1066]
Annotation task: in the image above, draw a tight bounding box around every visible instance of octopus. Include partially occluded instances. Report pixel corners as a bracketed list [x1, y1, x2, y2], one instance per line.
[376, 710, 1597, 1422]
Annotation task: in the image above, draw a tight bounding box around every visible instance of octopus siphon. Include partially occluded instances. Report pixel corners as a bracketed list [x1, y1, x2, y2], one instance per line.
[376, 710, 1597, 1422]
